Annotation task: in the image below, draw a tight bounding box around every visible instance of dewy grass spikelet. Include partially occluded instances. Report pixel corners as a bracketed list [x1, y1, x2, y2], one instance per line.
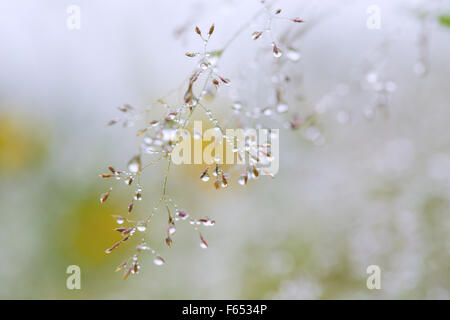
[99, 2, 308, 279]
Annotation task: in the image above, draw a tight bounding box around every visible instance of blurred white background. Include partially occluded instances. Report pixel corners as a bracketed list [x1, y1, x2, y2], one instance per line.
[0, 0, 449, 299]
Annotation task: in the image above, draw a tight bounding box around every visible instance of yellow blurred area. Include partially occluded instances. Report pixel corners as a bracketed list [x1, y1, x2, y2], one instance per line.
[0, 112, 49, 173]
[58, 194, 125, 267]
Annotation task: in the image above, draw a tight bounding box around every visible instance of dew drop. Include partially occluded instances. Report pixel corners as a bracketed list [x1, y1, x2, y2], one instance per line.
[272, 43, 283, 58]
[200, 238, 208, 249]
[100, 191, 110, 203]
[153, 256, 165, 266]
[252, 31, 263, 40]
[199, 234, 208, 249]
[286, 48, 300, 62]
[166, 112, 177, 120]
[136, 244, 150, 251]
[176, 210, 189, 220]
[144, 137, 153, 145]
[137, 225, 146, 232]
[276, 103, 289, 113]
[127, 155, 141, 173]
[221, 177, 228, 188]
[263, 108, 273, 116]
[144, 146, 158, 154]
[231, 102, 243, 111]
[200, 171, 210, 182]
[238, 174, 248, 186]
[134, 188, 143, 201]
[116, 216, 125, 224]
[251, 167, 260, 179]
[202, 219, 215, 227]
[168, 226, 176, 235]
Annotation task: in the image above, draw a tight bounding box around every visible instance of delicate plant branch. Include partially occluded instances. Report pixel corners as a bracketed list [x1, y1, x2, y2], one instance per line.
[99, 2, 306, 279]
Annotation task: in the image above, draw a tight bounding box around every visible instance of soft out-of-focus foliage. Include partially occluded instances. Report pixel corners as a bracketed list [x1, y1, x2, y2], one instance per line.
[0, 112, 49, 173]
[0, 0, 449, 299]
[438, 14, 450, 27]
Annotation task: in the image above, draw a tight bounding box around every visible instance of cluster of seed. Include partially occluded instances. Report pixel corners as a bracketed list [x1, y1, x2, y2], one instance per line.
[100, 4, 306, 279]
[100, 164, 216, 278]
[99, 24, 228, 279]
[222, 4, 317, 143]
